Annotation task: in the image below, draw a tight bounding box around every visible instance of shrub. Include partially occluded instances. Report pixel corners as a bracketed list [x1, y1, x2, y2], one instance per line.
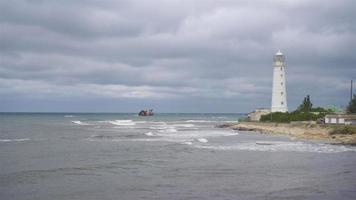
[329, 126, 356, 135]
[260, 111, 327, 123]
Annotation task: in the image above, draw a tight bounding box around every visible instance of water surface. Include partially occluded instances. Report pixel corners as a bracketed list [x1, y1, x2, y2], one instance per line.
[1, 113, 356, 200]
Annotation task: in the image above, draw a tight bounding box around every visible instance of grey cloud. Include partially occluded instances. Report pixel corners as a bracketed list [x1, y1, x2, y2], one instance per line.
[0, 0, 355, 112]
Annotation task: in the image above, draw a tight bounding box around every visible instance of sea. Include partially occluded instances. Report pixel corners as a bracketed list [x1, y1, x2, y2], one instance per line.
[1, 113, 356, 200]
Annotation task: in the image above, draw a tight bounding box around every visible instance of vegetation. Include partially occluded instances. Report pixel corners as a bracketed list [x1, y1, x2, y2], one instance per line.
[260, 95, 332, 123]
[297, 95, 312, 112]
[260, 111, 326, 123]
[311, 106, 333, 113]
[347, 94, 356, 114]
[329, 125, 356, 135]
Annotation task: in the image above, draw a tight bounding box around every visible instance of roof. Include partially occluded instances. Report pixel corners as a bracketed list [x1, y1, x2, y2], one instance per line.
[325, 114, 356, 119]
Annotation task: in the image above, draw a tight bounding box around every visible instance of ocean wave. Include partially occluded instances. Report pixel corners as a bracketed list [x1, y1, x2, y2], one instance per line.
[135, 121, 148, 124]
[158, 128, 178, 133]
[64, 115, 76, 118]
[0, 138, 30, 142]
[150, 121, 167, 124]
[148, 126, 164, 130]
[173, 124, 195, 128]
[72, 121, 91, 125]
[222, 120, 239, 123]
[197, 138, 208, 143]
[183, 141, 193, 145]
[185, 120, 213, 123]
[88, 134, 137, 141]
[108, 120, 136, 126]
[90, 135, 114, 140]
[144, 132, 154, 136]
[193, 141, 356, 153]
[149, 124, 195, 132]
[156, 130, 237, 139]
[87, 137, 185, 143]
[87, 138, 122, 142]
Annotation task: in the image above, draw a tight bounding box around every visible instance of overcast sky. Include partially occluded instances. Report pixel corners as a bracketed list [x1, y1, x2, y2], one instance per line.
[0, 0, 355, 113]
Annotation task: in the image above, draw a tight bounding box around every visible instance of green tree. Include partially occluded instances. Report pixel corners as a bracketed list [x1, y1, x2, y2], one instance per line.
[347, 94, 356, 114]
[297, 95, 313, 112]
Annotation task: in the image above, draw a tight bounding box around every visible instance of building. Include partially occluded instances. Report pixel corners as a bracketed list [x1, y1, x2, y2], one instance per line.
[271, 50, 288, 112]
[248, 108, 271, 121]
[324, 114, 356, 125]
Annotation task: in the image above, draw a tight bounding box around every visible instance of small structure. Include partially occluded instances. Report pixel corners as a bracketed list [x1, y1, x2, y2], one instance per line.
[324, 114, 356, 125]
[248, 108, 271, 121]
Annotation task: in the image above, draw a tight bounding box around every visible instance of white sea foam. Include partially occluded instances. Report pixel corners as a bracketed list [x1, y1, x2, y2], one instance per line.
[186, 120, 212, 123]
[129, 138, 182, 142]
[222, 121, 239, 123]
[144, 132, 154, 136]
[149, 123, 194, 131]
[149, 126, 165, 130]
[183, 141, 193, 145]
[156, 130, 237, 140]
[108, 120, 136, 126]
[64, 115, 76, 118]
[72, 121, 90, 125]
[150, 121, 167, 124]
[159, 128, 178, 133]
[87, 137, 184, 143]
[173, 124, 195, 128]
[0, 138, 30, 142]
[193, 141, 356, 153]
[197, 138, 208, 143]
[212, 116, 227, 119]
[135, 121, 147, 124]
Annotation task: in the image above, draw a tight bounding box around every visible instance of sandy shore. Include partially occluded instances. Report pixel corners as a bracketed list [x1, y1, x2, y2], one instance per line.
[220, 122, 356, 145]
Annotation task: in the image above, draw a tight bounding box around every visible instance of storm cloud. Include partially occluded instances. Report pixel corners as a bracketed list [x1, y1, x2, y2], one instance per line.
[0, 0, 355, 112]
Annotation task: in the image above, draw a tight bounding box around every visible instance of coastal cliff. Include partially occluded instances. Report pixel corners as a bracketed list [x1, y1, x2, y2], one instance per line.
[221, 122, 356, 145]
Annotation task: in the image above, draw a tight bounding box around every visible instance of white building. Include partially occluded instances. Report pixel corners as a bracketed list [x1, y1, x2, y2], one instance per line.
[247, 108, 271, 121]
[325, 114, 356, 125]
[271, 50, 288, 112]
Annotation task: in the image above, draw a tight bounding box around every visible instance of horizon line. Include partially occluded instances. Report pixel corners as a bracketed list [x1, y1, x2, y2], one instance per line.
[0, 111, 247, 114]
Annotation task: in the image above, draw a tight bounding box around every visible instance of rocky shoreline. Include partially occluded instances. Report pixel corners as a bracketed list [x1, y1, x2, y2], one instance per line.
[218, 122, 356, 145]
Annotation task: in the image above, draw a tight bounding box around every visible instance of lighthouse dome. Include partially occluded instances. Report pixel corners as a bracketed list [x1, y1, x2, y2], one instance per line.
[276, 49, 283, 56]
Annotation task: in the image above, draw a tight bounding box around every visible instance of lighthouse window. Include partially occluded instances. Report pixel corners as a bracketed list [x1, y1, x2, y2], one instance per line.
[281, 101, 284, 105]
[281, 82, 283, 85]
[280, 74, 283, 78]
[280, 67, 283, 71]
[281, 92, 284, 95]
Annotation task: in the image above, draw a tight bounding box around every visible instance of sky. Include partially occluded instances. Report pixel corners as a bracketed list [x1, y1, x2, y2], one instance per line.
[0, 0, 355, 113]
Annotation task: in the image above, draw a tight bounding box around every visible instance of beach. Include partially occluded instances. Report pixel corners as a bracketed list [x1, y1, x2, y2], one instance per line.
[222, 122, 356, 145]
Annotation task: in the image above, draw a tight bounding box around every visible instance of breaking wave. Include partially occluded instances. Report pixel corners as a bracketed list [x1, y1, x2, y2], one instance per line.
[0, 138, 30, 142]
[144, 132, 154, 136]
[64, 115, 76, 118]
[185, 120, 212, 123]
[155, 130, 238, 140]
[173, 124, 195, 128]
[87, 136, 183, 143]
[193, 141, 356, 153]
[108, 120, 136, 126]
[72, 121, 91, 125]
[158, 128, 178, 133]
[197, 138, 208, 143]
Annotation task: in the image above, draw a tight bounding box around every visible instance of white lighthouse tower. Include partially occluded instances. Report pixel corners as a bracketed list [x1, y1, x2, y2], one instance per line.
[271, 50, 288, 112]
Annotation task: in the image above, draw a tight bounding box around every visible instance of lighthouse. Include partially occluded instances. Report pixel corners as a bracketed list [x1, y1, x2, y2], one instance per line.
[271, 50, 288, 112]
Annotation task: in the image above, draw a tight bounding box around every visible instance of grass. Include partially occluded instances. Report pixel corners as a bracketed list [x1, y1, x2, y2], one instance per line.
[329, 125, 356, 135]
